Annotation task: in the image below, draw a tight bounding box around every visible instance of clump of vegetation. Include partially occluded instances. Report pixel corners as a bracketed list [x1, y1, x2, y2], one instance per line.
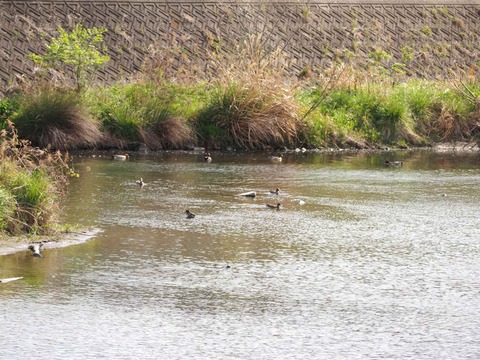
[11, 86, 102, 150]
[0, 122, 76, 234]
[85, 81, 198, 149]
[196, 34, 301, 150]
[197, 78, 299, 150]
[298, 74, 480, 149]
[0, 98, 19, 129]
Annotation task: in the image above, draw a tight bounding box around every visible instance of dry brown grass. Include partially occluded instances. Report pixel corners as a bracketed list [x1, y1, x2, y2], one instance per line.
[197, 34, 301, 150]
[424, 104, 478, 142]
[140, 117, 194, 150]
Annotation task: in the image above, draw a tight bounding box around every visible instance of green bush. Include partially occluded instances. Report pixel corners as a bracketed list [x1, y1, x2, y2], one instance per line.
[0, 98, 18, 129]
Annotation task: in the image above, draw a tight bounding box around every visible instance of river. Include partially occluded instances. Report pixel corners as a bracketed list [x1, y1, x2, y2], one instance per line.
[1, 150, 479, 359]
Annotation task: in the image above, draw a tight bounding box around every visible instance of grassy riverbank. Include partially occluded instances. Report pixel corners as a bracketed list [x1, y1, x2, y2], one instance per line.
[2, 75, 479, 152]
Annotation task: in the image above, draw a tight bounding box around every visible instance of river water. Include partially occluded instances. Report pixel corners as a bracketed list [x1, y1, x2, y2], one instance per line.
[1, 150, 479, 359]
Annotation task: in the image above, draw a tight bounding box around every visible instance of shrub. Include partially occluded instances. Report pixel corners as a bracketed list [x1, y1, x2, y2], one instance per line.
[29, 24, 110, 92]
[12, 86, 102, 150]
[0, 123, 74, 234]
[0, 98, 19, 129]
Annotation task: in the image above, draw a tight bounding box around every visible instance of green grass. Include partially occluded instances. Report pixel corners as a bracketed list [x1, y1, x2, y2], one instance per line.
[0, 98, 19, 129]
[0, 186, 15, 232]
[84, 81, 205, 149]
[299, 79, 479, 148]
[2, 77, 480, 151]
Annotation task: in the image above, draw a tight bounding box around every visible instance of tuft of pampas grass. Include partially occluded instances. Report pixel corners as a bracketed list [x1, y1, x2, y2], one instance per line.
[12, 86, 102, 150]
[197, 34, 301, 150]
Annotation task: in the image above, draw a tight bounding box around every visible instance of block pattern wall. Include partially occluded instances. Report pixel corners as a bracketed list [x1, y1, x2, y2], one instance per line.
[0, 1, 479, 89]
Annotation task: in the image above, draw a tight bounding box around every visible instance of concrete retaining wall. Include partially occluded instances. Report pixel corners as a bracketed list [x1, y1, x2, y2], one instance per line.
[1, 1, 479, 89]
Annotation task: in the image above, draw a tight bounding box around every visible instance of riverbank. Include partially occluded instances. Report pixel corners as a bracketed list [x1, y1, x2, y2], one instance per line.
[3, 76, 479, 153]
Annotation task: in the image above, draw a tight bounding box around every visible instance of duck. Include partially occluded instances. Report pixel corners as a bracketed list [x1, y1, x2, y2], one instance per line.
[385, 160, 403, 167]
[270, 155, 283, 162]
[270, 188, 280, 195]
[185, 209, 196, 219]
[28, 242, 44, 258]
[136, 178, 145, 187]
[204, 152, 212, 162]
[266, 203, 281, 210]
[113, 153, 129, 161]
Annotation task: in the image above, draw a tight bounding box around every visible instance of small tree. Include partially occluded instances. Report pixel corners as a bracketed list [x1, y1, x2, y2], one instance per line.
[29, 24, 110, 92]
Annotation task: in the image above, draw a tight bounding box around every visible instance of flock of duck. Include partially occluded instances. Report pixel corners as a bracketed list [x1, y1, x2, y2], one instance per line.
[23, 151, 405, 257]
[115, 151, 287, 220]
[114, 151, 405, 221]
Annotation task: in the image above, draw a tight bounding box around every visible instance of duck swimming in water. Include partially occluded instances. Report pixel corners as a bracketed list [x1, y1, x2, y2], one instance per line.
[28, 242, 44, 257]
[136, 178, 145, 187]
[204, 152, 212, 162]
[185, 209, 196, 219]
[270, 188, 280, 195]
[266, 203, 281, 210]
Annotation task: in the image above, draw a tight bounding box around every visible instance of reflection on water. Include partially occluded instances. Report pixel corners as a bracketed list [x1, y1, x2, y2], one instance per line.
[1, 150, 479, 359]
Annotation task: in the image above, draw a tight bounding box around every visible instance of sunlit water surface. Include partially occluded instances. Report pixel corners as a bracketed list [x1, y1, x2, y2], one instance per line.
[1, 151, 479, 359]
